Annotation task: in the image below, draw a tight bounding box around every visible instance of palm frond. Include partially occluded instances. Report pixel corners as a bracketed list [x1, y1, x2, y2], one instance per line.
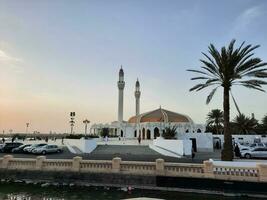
[202, 52, 218, 68]
[239, 84, 265, 92]
[227, 39, 236, 56]
[196, 83, 218, 91]
[242, 68, 267, 77]
[205, 78, 220, 84]
[240, 80, 267, 86]
[187, 69, 210, 76]
[236, 58, 262, 74]
[230, 90, 241, 116]
[200, 60, 221, 78]
[208, 44, 222, 68]
[191, 77, 209, 80]
[189, 84, 205, 91]
[206, 87, 219, 104]
[240, 62, 267, 76]
[255, 71, 267, 78]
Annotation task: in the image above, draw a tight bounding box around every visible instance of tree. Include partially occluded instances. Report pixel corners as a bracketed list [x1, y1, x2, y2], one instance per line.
[260, 115, 267, 133]
[100, 128, 109, 138]
[188, 40, 267, 161]
[207, 109, 224, 134]
[162, 125, 177, 139]
[83, 119, 90, 136]
[232, 114, 258, 134]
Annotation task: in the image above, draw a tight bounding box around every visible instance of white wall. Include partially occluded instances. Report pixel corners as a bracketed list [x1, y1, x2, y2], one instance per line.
[213, 134, 267, 145]
[152, 138, 192, 156]
[177, 132, 213, 152]
[65, 138, 97, 153]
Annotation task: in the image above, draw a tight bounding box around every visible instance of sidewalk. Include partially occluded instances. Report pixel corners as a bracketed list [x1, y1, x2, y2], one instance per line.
[97, 138, 153, 146]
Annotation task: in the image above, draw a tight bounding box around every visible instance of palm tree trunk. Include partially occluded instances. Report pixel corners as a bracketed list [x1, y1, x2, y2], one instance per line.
[221, 87, 233, 161]
[216, 123, 219, 135]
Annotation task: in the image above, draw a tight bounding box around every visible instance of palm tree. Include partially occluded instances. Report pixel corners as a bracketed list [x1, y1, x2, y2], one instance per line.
[83, 119, 90, 136]
[233, 114, 258, 134]
[207, 109, 224, 134]
[261, 115, 267, 133]
[188, 40, 267, 161]
[163, 124, 178, 139]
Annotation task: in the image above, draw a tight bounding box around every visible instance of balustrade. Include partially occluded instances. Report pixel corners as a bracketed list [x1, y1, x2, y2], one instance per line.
[0, 155, 267, 183]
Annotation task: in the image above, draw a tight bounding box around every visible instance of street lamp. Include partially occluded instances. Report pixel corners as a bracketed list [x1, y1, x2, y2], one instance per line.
[70, 112, 75, 134]
[83, 119, 90, 137]
[26, 123, 29, 134]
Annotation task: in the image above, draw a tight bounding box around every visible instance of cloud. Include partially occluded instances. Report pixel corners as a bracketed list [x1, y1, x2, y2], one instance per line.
[232, 5, 265, 35]
[0, 49, 22, 63]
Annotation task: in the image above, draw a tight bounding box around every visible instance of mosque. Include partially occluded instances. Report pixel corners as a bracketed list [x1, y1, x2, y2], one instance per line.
[90, 67, 206, 140]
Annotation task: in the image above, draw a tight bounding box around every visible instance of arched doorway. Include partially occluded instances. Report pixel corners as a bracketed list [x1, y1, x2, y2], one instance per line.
[147, 129, 151, 139]
[197, 129, 201, 133]
[154, 127, 160, 139]
[120, 130, 123, 137]
[142, 128, 145, 139]
[134, 130, 137, 137]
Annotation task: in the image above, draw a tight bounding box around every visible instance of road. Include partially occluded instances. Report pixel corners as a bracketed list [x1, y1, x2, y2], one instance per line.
[0, 145, 221, 163]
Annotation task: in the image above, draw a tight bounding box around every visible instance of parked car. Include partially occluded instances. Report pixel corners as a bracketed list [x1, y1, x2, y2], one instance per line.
[241, 147, 267, 159]
[23, 143, 47, 153]
[12, 144, 32, 153]
[0, 142, 23, 153]
[32, 145, 62, 155]
[249, 143, 266, 148]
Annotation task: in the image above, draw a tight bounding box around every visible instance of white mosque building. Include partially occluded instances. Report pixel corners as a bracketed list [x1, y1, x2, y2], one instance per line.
[90, 67, 207, 142]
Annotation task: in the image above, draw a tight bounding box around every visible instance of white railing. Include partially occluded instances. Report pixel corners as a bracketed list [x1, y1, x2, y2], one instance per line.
[165, 163, 204, 177]
[213, 165, 259, 181]
[0, 155, 267, 182]
[120, 161, 156, 174]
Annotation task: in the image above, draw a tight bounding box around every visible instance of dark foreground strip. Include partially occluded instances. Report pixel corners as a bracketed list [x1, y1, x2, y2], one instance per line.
[1, 170, 267, 198]
[157, 176, 267, 195]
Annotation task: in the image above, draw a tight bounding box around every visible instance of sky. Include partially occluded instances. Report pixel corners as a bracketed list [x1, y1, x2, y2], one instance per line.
[0, 0, 267, 133]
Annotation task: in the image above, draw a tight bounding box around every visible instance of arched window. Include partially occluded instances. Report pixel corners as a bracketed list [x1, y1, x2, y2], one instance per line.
[134, 130, 137, 137]
[120, 130, 123, 137]
[154, 127, 160, 139]
[197, 129, 201, 133]
[142, 128, 145, 139]
[147, 129, 151, 139]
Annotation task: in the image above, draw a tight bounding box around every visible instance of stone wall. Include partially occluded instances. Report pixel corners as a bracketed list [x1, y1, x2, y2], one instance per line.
[1, 155, 267, 183]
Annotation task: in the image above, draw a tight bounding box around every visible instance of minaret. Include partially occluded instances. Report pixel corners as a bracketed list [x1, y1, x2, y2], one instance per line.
[117, 66, 125, 123]
[135, 79, 141, 116]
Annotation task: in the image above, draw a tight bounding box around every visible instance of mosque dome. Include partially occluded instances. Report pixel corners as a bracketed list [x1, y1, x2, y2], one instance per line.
[128, 107, 193, 123]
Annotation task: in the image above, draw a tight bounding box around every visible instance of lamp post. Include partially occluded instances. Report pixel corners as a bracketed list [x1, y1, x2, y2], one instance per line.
[83, 119, 90, 137]
[69, 112, 75, 134]
[26, 123, 29, 134]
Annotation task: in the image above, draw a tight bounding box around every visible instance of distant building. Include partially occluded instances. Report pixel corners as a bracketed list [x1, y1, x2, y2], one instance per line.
[90, 67, 206, 139]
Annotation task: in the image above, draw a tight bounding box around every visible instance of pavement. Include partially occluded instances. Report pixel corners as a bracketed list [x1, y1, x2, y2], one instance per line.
[0, 145, 221, 163]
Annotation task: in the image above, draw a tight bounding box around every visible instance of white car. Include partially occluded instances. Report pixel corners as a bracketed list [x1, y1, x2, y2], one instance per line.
[241, 147, 267, 159]
[23, 143, 47, 153]
[32, 145, 62, 155]
[249, 143, 266, 148]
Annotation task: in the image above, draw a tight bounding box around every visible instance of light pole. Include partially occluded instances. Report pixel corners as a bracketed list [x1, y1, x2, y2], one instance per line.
[26, 123, 29, 134]
[69, 112, 75, 134]
[83, 119, 90, 137]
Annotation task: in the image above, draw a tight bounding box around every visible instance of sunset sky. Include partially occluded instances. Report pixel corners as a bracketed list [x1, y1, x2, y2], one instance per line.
[0, 0, 267, 133]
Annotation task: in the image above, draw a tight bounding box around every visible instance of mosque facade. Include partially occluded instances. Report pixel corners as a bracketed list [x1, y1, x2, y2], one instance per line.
[90, 68, 206, 140]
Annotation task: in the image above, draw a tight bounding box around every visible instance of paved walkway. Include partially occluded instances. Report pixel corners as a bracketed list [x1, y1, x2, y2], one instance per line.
[0, 145, 222, 163]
